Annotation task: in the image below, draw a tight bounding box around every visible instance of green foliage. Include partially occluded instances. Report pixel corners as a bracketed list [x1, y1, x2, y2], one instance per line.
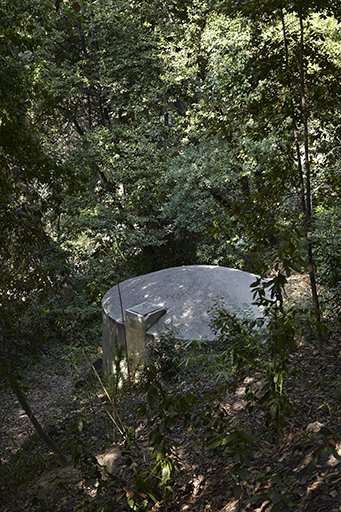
[248, 472, 300, 512]
[207, 300, 261, 383]
[2, 0, 341, 368]
[204, 252, 315, 439]
[137, 369, 185, 489]
[146, 326, 182, 382]
[3, 0, 341, 509]
[313, 205, 341, 315]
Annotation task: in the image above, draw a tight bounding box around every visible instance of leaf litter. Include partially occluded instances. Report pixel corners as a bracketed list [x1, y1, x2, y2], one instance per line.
[1, 273, 341, 511]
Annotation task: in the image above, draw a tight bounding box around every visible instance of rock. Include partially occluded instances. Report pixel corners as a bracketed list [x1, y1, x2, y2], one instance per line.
[306, 421, 324, 433]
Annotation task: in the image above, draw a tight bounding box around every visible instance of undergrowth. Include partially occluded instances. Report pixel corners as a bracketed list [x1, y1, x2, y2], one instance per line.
[2, 255, 341, 511]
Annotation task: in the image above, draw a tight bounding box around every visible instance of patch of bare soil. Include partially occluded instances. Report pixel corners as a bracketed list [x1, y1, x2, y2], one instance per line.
[284, 272, 312, 303]
[1, 273, 341, 512]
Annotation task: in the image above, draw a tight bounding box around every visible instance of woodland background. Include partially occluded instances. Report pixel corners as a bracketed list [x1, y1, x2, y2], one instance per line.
[2, 1, 341, 511]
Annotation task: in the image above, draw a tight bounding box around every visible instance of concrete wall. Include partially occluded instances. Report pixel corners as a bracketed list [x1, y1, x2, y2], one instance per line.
[102, 302, 166, 376]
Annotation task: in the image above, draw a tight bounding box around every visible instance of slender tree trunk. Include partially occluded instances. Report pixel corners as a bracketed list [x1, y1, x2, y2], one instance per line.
[281, 5, 323, 345]
[0, 337, 69, 467]
[280, 8, 306, 213]
[298, 3, 323, 344]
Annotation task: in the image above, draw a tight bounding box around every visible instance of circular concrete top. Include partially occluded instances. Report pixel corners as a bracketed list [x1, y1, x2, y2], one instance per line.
[102, 265, 263, 341]
[102, 265, 261, 340]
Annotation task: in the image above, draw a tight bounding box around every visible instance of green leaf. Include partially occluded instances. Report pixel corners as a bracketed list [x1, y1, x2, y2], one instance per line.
[161, 466, 170, 483]
[147, 492, 158, 503]
[53, 491, 61, 504]
[233, 453, 241, 463]
[233, 485, 243, 499]
[268, 489, 280, 503]
[209, 438, 222, 449]
[238, 468, 248, 481]
[127, 498, 135, 508]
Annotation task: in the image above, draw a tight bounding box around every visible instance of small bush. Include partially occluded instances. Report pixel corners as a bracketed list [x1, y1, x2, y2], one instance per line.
[146, 326, 182, 381]
[313, 205, 341, 322]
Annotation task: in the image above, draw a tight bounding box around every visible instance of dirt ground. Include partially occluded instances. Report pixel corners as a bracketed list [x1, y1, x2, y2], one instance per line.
[1, 273, 341, 512]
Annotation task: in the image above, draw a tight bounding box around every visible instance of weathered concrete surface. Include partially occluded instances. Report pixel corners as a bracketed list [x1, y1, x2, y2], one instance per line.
[102, 266, 264, 366]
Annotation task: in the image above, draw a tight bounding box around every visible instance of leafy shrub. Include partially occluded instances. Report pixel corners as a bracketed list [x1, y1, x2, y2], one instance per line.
[188, 265, 312, 441]
[146, 326, 182, 381]
[313, 205, 341, 319]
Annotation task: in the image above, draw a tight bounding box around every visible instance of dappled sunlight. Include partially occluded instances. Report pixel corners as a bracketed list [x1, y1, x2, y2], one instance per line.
[103, 265, 263, 343]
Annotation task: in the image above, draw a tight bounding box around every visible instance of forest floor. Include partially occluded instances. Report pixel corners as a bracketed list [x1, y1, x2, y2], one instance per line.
[1, 273, 341, 512]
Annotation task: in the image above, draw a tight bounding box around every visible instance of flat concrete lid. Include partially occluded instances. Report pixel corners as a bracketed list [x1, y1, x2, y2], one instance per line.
[126, 302, 165, 317]
[102, 265, 263, 341]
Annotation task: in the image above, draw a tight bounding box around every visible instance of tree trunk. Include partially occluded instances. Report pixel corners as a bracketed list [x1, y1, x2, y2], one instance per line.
[0, 342, 69, 467]
[281, 5, 323, 345]
[298, 3, 323, 345]
[280, 8, 306, 214]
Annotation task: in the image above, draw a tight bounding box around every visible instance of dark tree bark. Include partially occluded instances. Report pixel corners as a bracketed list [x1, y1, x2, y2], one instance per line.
[280, 7, 306, 214]
[280, 5, 323, 344]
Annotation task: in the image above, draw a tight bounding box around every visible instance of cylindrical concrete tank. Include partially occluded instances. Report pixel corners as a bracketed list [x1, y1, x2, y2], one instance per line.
[102, 265, 265, 373]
